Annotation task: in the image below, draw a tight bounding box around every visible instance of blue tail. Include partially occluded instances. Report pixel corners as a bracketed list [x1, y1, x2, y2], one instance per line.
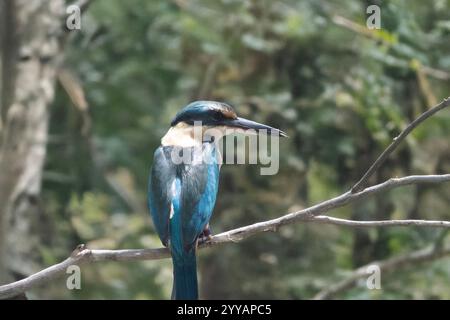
[171, 248, 198, 300]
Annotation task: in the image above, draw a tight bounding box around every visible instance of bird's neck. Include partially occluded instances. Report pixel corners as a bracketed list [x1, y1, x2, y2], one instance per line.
[161, 123, 226, 148]
[161, 123, 224, 167]
[161, 123, 202, 147]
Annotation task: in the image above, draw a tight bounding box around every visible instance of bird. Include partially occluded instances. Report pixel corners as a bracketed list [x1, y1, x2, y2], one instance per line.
[147, 101, 286, 299]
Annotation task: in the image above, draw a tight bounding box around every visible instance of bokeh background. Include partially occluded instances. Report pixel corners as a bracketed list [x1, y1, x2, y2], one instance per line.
[1, 0, 450, 299]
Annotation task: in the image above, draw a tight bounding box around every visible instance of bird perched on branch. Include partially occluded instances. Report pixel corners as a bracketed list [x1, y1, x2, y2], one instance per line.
[148, 101, 286, 299]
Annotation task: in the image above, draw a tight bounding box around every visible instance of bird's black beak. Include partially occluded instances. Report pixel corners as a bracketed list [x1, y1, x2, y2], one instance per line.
[223, 117, 288, 137]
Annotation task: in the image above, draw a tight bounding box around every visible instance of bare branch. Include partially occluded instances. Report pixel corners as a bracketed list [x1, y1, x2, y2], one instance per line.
[209, 174, 450, 245]
[304, 216, 450, 228]
[0, 244, 171, 299]
[351, 97, 450, 193]
[313, 245, 450, 300]
[0, 174, 449, 299]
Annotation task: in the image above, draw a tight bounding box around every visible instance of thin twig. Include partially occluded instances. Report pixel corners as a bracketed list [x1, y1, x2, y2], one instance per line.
[306, 216, 450, 228]
[210, 174, 450, 245]
[1, 174, 449, 299]
[313, 245, 450, 300]
[351, 97, 450, 193]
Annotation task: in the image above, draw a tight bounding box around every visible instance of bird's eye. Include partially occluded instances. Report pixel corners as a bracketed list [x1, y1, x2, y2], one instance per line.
[212, 110, 225, 121]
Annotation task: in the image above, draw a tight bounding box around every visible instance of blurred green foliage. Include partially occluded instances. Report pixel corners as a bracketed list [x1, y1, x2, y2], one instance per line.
[34, 0, 450, 299]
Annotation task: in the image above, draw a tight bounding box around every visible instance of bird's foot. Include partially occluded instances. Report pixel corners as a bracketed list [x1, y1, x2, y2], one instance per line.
[198, 234, 213, 245]
[198, 224, 213, 244]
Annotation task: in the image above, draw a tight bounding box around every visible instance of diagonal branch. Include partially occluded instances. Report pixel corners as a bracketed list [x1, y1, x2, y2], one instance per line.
[313, 245, 450, 300]
[0, 174, 449, 299]
[208, 174, 450, 245]
[351, 97, 450, 193]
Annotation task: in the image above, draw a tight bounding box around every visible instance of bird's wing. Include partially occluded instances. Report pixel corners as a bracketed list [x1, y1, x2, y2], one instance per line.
[149, 144, 220, 250]
[179, 145, 220, 250]
[148, 146, 176, 246]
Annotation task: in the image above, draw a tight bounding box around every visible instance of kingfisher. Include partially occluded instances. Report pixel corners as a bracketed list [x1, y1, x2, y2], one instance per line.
[148, 101, 286, 299]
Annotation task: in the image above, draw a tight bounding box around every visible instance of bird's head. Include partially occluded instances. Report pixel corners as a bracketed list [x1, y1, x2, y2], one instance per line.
[162, 101, 287, 147]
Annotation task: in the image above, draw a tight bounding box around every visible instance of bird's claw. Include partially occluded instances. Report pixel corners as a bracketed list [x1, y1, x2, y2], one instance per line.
[198, 224, 213, 244]
[198, 234, 213, 245]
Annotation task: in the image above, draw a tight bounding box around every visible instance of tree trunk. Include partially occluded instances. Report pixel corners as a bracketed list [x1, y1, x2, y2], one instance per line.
[0, 0, 64, 284]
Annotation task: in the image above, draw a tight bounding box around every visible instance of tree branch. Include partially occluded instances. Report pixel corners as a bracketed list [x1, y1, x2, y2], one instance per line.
[208, 174, 450, 245]
[313, 245, 450, 300]
[0, 174, 449, 299]
[351, 97, 450, 193]
[303, 216, 450, 228]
